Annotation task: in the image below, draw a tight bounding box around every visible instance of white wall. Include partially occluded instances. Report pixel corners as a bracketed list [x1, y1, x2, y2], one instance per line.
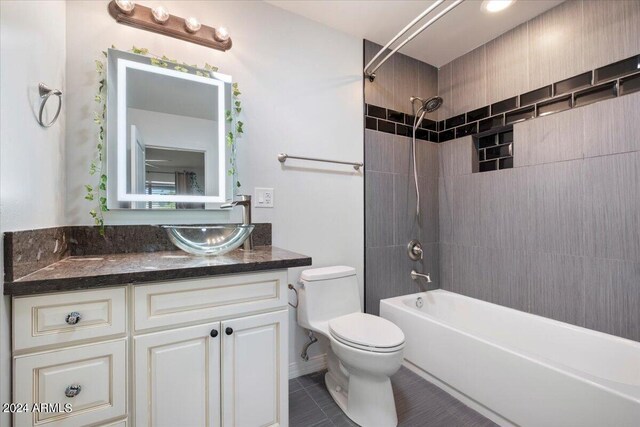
[65, 1, 364, 376]
[0, 1, 67, 423]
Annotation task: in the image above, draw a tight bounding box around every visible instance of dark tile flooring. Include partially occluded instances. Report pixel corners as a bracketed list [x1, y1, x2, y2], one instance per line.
[289, 367, 497, 427]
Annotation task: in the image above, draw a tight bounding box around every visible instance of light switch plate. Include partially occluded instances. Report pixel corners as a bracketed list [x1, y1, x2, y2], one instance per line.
[255, 188, 274, 208]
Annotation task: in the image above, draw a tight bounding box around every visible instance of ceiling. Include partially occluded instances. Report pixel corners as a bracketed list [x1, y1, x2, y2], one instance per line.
[266, 0, 565, 67]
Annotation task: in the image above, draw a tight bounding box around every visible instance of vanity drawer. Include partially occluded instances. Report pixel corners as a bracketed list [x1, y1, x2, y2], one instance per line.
[13, 339, 127, 427]
[134, 270, 287, 331]
[13, 287, 126, 351]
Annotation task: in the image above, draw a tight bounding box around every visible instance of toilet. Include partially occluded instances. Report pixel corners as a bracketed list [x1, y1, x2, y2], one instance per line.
[297, 266, 405, 427]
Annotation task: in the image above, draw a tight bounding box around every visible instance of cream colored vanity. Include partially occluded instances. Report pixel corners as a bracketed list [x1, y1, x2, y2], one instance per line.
[11, 270, 290, 427]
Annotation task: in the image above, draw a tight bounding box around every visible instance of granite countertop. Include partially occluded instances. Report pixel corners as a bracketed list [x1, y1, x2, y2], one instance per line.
[4, 246, 312, 296]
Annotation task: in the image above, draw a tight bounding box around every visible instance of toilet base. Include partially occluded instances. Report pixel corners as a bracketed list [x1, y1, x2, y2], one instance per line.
[325, 367, 399, 427]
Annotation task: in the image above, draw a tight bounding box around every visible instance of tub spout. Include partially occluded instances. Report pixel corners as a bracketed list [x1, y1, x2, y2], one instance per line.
[411, 270, 432, 283]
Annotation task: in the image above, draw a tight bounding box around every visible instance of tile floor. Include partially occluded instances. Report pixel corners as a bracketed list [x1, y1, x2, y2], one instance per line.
[289, 367, 497, 427]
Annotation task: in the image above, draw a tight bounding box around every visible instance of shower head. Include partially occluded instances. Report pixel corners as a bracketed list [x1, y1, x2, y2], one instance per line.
[411, 95, 444, 129]
[411, 95, 444, 115]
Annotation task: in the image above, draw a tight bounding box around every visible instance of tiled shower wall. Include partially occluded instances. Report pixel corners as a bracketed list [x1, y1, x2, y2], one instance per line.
[439, 92, 640, 342]
[437, 0, 640, 341]
[364, 41, 439, 315]
[437, 0, 640, 120]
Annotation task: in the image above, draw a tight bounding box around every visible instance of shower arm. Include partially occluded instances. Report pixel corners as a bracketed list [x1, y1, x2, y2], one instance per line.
[364, 0, 465, 81]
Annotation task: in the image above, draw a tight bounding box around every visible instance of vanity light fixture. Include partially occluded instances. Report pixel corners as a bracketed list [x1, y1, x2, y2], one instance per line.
[114, 0, 135, 14]
[107, 1, 232, 51]
[151, 5, 169, 24]
[184, 17, 201, 33]
[481, 0, 515, 13]
[214, 27, 230, 42]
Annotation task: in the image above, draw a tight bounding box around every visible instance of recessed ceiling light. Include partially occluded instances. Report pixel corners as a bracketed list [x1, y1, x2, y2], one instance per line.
[482, 0, 516, 13]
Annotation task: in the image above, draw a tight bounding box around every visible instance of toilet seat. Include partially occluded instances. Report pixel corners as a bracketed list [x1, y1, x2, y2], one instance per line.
[329, 313, 405, 353]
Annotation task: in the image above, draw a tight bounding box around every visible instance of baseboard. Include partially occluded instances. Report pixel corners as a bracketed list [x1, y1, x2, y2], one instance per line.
[289, 353, 327, 379]
[402, 360, 515, 427]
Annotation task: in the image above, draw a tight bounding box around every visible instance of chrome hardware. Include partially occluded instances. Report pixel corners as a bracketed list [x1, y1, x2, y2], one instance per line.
[411, 270, 432, 282]
[64, 384, 82, 398]
[407, 240, 423, 261]
[416, 296, 424, 308]
[37, 83, 63, 127]
[278, 153, 363, 171]
[220, 195, 253, 250]
[301, 330, 318, 362]
[65, 311, 81, 325]
[225, 327, 233, 335]
[210, 329, 218, 338]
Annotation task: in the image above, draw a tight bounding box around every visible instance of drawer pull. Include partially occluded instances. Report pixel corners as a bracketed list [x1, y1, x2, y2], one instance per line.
[65, 311, 82, 325]
[64, 384, 82, 398]
[225, 327, 233, 335]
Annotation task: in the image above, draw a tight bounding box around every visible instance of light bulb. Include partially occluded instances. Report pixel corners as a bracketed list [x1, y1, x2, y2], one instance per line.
[214, 27, 230, 42]
[481, 0, 515, 13]
[184, 17, 201, 33]
[115, 0, 135, 14]
[151, 6, 169, 24]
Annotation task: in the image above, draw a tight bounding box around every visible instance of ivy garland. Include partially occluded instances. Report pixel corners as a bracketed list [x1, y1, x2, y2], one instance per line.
[86, 46, 243, 235]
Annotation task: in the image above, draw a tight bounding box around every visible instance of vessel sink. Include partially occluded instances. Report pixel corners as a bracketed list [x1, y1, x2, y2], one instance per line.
[162, 224, 255, 256]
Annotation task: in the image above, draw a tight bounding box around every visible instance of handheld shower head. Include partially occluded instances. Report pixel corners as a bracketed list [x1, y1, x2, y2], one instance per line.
[411, 96, 443, 129]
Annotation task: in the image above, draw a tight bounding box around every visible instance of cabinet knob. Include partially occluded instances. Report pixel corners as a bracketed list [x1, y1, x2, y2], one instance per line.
[65, 312, 81, 325]
[64, 384, 82, 398]
[225, 327, 233, 335]
[210, 329, 218, 338]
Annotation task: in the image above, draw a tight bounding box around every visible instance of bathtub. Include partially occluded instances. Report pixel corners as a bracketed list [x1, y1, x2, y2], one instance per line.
[380, 290, 640, 427]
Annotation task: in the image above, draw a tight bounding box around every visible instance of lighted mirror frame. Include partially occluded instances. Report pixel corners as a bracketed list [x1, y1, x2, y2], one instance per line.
[106, 48, 233, 209]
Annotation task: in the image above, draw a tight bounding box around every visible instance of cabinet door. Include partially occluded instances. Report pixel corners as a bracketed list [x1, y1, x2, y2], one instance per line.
[221, 310, 288, 427]
[134, 322, 221, 427]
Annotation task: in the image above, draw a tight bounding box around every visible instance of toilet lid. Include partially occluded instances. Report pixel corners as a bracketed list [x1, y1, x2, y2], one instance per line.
[329, 313, 405, 350]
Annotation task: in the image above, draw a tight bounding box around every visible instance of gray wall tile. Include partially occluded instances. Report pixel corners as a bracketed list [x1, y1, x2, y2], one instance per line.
[528, 251, 585, 326]
[583, 0, 640, 70]
[513, 106, 584, 167]
[452, 173, 481, 246]
[365, 171, 394, 248]
[477, 167, 531, 251]
[418, 175, 439, 244]
[486, 22, 530, 105]
[418, 141, 440, 178]
[365, 129, 394, 173]
[393, 135, 412, 175]
[365, 40, 438, 115]
[437, 61, 453, 121]
[364, 40, 396, 111]
[394, 53, 439, 117]
[584, 257, 640, 342]
[583, 152, 640, 262]
[583, 92, 640, 158]
[438, 243, 453, 291]
[450, 45, 487, 117]
[438, 177, 453, 243]
[527, 0, 585, 89]
[528, 161, 585, 256]
[438, 136, 474, 177]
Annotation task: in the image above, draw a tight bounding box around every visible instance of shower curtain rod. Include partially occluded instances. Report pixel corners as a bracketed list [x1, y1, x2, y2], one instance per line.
[364, 0, 465, 82]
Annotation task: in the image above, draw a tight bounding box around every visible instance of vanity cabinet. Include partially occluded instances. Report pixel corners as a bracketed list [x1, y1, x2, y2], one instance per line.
[12, 270, 290, 427]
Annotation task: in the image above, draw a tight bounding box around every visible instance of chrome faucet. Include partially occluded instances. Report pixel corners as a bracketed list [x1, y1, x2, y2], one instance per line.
[220, 195, 253, 250]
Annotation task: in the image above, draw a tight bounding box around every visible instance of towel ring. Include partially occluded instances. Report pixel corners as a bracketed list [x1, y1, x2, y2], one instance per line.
[37, 83, 63, 128]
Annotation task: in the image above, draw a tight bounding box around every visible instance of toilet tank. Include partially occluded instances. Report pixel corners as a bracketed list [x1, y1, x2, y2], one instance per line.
[297, 266, 361, 331]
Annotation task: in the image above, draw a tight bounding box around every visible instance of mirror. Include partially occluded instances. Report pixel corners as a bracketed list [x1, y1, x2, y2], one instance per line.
[106, 49, 232, 209]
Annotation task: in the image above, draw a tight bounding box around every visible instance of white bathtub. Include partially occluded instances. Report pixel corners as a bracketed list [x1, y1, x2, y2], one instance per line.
[380, 290, 640, 427]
